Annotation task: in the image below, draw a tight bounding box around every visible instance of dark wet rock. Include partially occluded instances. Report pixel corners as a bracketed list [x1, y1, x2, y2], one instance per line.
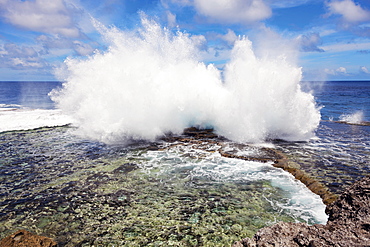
[112, 163, 139, 174]
[0, 229, 57, 247]
[334, 120, 370, 126]
[233, 175, 370, 247]
[182, 127, 219, 139]
[161, 127, 225, 143]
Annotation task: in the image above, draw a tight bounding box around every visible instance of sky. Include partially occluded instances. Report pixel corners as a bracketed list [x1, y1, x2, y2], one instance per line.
[0, 0, 370, 81]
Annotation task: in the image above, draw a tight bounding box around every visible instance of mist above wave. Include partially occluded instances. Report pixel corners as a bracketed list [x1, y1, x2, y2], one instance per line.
[51, 16, 320, 143]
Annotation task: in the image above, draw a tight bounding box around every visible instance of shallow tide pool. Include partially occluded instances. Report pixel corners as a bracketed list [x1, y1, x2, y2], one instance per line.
[0, 126, 327, 246]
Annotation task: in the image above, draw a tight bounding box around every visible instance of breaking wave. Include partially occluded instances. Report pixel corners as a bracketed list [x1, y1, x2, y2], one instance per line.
[339, 110, 365, 124]
[51, 16, 320, 143]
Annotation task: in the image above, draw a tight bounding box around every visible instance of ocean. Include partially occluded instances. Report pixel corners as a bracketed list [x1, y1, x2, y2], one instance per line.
[0, 80, 369, 246]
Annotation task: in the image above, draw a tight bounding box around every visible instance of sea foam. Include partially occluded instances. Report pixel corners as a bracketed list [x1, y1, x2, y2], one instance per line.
[51, 16, 321, 143]
[0, 107, 73, 132]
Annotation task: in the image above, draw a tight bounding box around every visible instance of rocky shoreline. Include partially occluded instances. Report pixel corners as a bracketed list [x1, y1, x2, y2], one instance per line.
[233, 175, 370, 247]
[1, 127, 367, 246]
[2, 175, 368, 246]
[165, 127, 338, 205]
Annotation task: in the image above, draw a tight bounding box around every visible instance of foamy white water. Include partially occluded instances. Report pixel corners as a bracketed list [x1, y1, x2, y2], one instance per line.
[138, 144, 328, 225]
[51, 16, 320, 143]
[0, 107, 74, 132]
[339, 110, 365, 124]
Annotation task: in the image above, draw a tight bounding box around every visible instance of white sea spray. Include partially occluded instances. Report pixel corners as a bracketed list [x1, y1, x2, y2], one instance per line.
[339, 110, 364, 124]
[51, 16, 321, 143]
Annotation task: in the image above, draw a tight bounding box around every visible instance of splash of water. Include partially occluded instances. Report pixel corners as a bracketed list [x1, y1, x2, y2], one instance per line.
[339, 110, 364, 124]
[51, 16, 320, 143]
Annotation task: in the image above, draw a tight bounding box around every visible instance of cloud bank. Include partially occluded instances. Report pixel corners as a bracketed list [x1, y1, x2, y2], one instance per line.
[0, 0, 81, 37]
[326, 0, 370, 23]
[325, 0, 370, 36]
[297, 33, 324, 52]
[193, 0, 272, 24]
[0, 43, 47, 70]
[0, 0, 369, 81]
[163, 0, 272, 24]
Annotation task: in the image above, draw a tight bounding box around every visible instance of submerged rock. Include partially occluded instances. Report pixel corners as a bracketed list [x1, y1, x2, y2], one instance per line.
[233, 175, 370, 247]
[271, 151, 337, 205]
[0, 230, 57, 247]
[334, 120, 370, 126]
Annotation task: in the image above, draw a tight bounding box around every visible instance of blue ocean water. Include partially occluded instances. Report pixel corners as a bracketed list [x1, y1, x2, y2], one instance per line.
[0, 81, 62, 109]
[301, 81, 370, 122]
[283, 80, 370, 192]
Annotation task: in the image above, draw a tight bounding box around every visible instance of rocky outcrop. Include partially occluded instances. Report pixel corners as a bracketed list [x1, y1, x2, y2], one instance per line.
[233, 175, 370, 247]
[334, 120, 370, 126]
[0, 230, 57, 247]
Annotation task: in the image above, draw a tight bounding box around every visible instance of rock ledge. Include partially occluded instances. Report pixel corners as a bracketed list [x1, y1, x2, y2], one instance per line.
[0, 230, 57, 247]
[233, 175, 370, 247]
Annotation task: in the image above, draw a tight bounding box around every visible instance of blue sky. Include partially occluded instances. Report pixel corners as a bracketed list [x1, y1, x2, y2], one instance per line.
[0, 0, 370, 81]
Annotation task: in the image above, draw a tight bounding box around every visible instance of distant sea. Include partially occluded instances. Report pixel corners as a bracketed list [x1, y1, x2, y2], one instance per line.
[0, 80, 369, 246]
[301, 81, 370, 122]
[0, 81, 61, 110]
[287, 81, 370, 192]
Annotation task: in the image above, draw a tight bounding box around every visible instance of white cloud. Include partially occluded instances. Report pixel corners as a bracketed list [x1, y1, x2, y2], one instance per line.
[166, 11, 177, 28]
[360, 66, 370, 73]
[11, 57, 43, 68]
[36, 34, 95, 56]
[193, 0, 272, 24]
[219, 29, 238, 45]
[0, 0, 81, 37]
[324, 66, 348, 75]
[319, 29, 337, 37]
[161, 0, 191, 8]
[324, 68, 335, 75]
[296, 33, 324, 52]
[326, 0, 370, 23]
[37, 35, 71, 50]
[322, 41, 370, 53]
[2, 43, 38, 58]
[73, 40, 94, 56]
[336, 66, 347, 73]
[0, 43, 48, 70]
[190, 34, 207, 50]
[269, 0, 314, 9]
